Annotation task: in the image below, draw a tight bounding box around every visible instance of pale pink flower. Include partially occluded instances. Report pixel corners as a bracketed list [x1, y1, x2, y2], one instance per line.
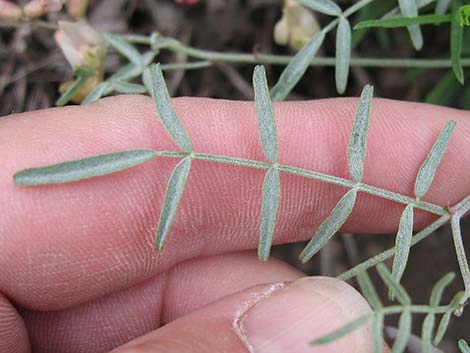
[274, 0, 320, 51]
[0, 0, 23, 21]
[23, 0, 63, 18]
[54, 20, 106, 70]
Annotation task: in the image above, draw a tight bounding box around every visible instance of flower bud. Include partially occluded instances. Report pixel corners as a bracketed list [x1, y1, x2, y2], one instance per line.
[273, 0, 320, 51]
[55, 20, 107, 103]
[23, 0, 63, 19]
[0, 1, 23, 21]
[54, 20, 106, 70]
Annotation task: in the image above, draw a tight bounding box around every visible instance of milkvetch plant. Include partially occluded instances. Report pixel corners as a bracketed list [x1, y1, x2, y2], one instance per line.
[6, 0, 470, 351]
[13, 61, 470, 352]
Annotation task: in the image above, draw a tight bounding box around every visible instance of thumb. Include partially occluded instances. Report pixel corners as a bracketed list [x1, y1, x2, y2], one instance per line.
[110, 277, 379, 353]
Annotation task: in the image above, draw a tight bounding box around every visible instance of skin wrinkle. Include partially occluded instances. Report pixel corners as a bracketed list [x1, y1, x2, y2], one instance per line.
[0, 293, 30, 353]
[2, 95, 470, 312]
[22, 269, 166, 353]
[22, 253, 302, 353]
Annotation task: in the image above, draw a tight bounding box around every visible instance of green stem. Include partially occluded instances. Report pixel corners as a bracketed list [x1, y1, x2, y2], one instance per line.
[154, 150, 448, 216]
[450, 215, 470, 304]
[160, 61, 212, 71]
[122, 34, 470, 69]
[55, 75, 89, 107]
[338, 214, 451, 280]
[380, 304, 454, 315]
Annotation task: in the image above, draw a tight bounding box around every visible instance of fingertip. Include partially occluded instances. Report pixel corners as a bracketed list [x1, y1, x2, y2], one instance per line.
[240, 277, 375, 353]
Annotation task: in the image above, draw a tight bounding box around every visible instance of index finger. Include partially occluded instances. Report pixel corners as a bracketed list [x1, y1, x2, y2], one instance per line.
[1, 94, 469, 311]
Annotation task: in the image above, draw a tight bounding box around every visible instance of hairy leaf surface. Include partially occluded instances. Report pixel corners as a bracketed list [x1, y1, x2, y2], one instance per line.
[357, 270, 382, 309]
[398, 0, 424, 50]
[391, 204, 414, 294]
[299, 188, 358, 263]
[296, 0, 342, 16]
[430, 272, 455, 306]
[82, 82, 110, 104]
[155, 157, 192, 250]
[253, 65, 279, 162]
[258, 167, 281, 261]
[421, 313, 435, 353]
[310, 314, 371, 345]
[150, 63, 194, 151]
[392, 310, 412, 353]
[270, 31, 325, 101]
[335, 17, 351, 94]
[373, 313, 384, 353]
[414, 120, 456, 198]
[434, 311, 452, 345]
[14, 150, 157, 186]
[377, 263, 411, 305]
[348, 85, 373, 182]
[102, 32, 144, 66]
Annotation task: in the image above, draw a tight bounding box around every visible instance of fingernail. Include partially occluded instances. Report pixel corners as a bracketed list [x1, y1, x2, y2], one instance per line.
[236, 277, 375, 353]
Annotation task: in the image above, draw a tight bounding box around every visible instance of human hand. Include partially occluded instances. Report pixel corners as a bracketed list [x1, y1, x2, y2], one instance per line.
[1, 95, 469, 353]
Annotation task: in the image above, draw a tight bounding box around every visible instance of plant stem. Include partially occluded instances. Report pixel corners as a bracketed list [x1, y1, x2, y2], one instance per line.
[154, 150, 448, 216]
[122, 34, 470, 69]
[380, 304, 454, 315]
[153, 149, 453, 280]
[161, 61, 212, 71]
[450, 215, 470, 304]
[338, 214, 450, 280]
